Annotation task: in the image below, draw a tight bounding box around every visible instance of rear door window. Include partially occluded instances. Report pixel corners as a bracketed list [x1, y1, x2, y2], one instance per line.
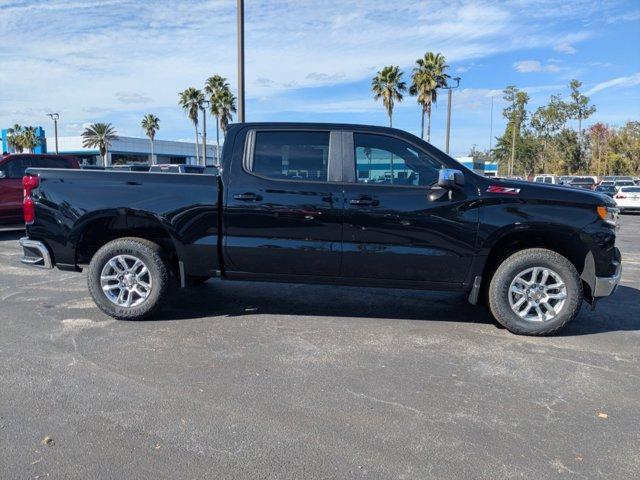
[251, 131, 330, 182]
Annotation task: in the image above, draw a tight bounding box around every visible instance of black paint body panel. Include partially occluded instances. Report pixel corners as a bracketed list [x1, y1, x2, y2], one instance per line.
[25, 122, 619, 295]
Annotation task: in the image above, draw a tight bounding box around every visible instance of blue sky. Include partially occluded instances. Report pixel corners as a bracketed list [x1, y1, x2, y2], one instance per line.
[0, 0, 639, 156]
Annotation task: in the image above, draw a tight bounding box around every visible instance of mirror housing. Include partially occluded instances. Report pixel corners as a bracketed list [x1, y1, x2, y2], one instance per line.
[438, 168, 465, 189]
[0, 170, 6, 179]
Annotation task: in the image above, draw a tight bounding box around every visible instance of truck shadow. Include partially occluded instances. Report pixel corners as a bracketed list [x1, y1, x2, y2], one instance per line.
[158, 281, 640, 336]
[560, 285, 640, 336]
[0, 230, 24, 241]
[159, 280, 497, 327]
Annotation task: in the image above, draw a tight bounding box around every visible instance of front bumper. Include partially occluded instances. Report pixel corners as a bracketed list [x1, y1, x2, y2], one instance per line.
[593, 257, 622, 297]
[19, 237, 53, 269]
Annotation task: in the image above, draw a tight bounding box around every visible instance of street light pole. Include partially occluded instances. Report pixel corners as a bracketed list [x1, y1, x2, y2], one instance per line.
[237, 0, 245, 123]
[444, 77, 461, 155]
[201, 100, 210, 167]
[46, 113, 59, 154]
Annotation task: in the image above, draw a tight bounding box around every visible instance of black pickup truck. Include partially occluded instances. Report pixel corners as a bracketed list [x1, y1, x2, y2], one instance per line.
[19, 123, 621, 335]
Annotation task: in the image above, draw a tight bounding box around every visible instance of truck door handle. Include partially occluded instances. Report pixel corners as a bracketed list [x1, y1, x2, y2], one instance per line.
[349, 197, 379, 206]
[233, 192, 262, 201]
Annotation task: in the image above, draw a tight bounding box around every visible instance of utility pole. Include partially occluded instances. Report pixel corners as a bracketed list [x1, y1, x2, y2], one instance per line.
[46, 113, 59, 154]
[489, 96, 494, 154]
[444, 77, 461, 155]
[201, 100, 210, 167]
[237, 0, 245, 123]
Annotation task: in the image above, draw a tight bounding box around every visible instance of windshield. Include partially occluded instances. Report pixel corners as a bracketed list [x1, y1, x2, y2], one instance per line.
[620, 187, 640, 193]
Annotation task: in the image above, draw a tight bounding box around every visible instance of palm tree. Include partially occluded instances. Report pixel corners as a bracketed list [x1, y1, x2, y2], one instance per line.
[410, 52, 449, 142]
[372, 66, 406, 127]
[216, 88, 237, 137]
[179, 87, 205, 164]
[6, 124, 24, 152]
[82, 123, 118, 166]
[141, 114, 160, 165]
[204, 75, 230, 163]
[21, 127, 40, 152]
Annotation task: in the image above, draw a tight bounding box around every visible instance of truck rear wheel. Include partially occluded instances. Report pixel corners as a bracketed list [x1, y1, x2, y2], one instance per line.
[488, 248, 582, 335]
[87, 237, 169, 320]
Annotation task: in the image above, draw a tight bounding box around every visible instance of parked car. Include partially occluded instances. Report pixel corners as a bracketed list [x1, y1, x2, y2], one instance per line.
[19, 123, 621, 336]
[568, 177, 596, 190]
[0, 154, 79, 229]
[603, 175, 634, 183]
[148, 164, 207, 174]
[109, 164, 151, 172]
[559, 176, 575, 185]
[598, 180, 616, 187]
[595, 185, 617, 197]
[614, 180, 635, 190]
[533, 174, 558, 184]
[614, 186, 640, 213]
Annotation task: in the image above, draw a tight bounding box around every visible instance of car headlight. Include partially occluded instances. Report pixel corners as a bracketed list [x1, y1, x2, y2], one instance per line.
[597, 205, 619, 226]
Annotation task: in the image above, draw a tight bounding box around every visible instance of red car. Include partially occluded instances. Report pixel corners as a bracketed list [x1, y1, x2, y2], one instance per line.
[0, 154, 80, 229]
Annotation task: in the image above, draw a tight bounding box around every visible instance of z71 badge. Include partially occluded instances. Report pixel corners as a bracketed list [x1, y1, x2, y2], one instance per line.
[486, 185, 521, 195]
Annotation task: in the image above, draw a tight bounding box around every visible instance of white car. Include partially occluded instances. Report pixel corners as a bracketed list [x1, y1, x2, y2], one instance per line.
[614, 186, 640, 213]
[533, 174, 558, 184]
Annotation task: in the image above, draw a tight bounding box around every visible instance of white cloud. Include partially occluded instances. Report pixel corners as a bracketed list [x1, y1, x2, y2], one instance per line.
[0, 0, 614, 138]
[554, 42, 576, 54]
[513, 60, 561, 73]
[586, 72, 640, 95]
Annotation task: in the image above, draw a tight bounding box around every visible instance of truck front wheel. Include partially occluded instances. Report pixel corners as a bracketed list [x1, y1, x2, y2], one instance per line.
[488, 248, 583, 335]
[87, 237, 170, 320]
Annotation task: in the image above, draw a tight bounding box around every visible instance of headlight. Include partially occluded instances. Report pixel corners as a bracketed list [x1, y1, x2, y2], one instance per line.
[597, 205, 619, 226]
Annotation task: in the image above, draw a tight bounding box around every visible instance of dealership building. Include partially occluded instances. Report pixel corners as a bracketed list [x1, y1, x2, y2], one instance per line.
[3, 125, 497, 174]
[456, 156, 499, 177]
[1, 126, 218, 166]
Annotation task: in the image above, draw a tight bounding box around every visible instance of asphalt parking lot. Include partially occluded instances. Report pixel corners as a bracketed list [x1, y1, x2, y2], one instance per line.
[1, 217, 639, 480]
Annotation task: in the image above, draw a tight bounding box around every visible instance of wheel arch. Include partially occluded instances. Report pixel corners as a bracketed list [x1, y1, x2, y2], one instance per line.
[69, 209, 185, 281]
[479, 223, 589, 297]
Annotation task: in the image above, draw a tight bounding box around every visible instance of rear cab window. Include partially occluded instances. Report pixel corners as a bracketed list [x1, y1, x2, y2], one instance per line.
[0, 158, 26, 178]
[249, 131, 330, 182]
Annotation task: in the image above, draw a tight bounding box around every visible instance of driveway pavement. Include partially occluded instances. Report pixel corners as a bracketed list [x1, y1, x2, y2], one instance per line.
[1, 216, 639, 479]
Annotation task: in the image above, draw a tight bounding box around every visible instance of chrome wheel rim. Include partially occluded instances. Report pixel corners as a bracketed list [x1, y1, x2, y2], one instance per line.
[100, 254, 152, 308]
[508, 267, 567, 322]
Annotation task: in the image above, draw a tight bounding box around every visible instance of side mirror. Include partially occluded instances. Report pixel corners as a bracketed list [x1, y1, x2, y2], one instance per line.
[438, 168, 465, 189]
[0, 170, 6, 179]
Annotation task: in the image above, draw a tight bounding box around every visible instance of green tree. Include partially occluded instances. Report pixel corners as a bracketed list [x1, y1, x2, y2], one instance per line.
[586, 123, 613, 176]
[141, 114, 160, 165]
[204, 75, 232, 162]
[531, 94, 567, 172]
[614, 121, 640, 175]
[21, 127, 40, 152]
[566, 79, 596, 140]
[494, 86, 530, 175]
[215, 88, 237, 138]
[409, 52, 449, 141]
[179, 87, 205, 164]
[372, 66, 406, 127]
[555, 128, 584, 174]
[82, 123, 118, 166]
[6, 124, 24, 152]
